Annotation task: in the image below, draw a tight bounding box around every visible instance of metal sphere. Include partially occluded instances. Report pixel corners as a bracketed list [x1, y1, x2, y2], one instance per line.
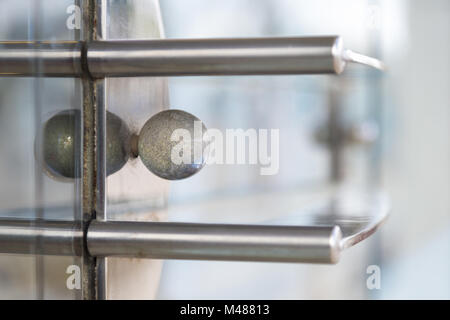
[138, 109, 208, 180]
[42, 110, 79, 179]
[41, 109, 130, 179]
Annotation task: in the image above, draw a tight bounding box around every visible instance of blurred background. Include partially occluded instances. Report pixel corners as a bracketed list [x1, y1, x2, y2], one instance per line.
[0, 0, 448, 299]
[156, 0, 450, 299]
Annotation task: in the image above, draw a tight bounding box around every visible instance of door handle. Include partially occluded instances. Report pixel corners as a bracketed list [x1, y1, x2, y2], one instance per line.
[1, 34, 387, 266]
[0, 189, 389, 264]
[0, 36, 383, 78]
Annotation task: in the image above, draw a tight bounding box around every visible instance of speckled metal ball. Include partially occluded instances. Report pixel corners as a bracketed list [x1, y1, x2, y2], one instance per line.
[138, 109, 208, 180]
[42, 110, 79, 179]
[41, 110, 130, 179]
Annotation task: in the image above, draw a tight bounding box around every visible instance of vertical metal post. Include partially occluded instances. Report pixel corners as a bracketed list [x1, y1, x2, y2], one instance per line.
[80, 0, 99, 300]
[95, 79, 107, 299]
[72, 0, 83, 300]
[94, 0, 108, 301]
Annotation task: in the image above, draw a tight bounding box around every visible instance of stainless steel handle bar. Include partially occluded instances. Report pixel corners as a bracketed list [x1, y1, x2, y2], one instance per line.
[0, 36, 383, 78]
[0, 219, 342, 264]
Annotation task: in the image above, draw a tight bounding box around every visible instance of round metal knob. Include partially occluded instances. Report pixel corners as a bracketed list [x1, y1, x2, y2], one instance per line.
[41, 109, 130, 179]
[41, 110, 78, 179]
[39, 109, 208, 181]
[138, 109, 208, 180]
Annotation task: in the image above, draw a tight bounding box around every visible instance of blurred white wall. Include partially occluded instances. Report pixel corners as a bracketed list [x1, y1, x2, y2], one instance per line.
[379, 0, 450, 299]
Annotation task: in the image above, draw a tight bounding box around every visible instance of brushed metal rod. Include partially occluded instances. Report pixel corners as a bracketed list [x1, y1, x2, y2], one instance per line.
[0, 41, 83, 77]
[0, 219, 82, 256]
[87, 36, 348, 77]
[87, 221, 343, 264]
[0, 37, 383, 77]
[0, 219, 342, 263]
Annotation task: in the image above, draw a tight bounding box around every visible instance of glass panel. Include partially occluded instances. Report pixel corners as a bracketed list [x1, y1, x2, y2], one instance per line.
[158, 0, 385, 299]
[0, 0, 82, 299]
[103, 0, 169, 299]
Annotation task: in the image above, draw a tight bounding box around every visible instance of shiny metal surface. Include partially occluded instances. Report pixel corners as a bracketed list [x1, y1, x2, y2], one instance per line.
[87, 221, 342, 264]
[0, 41, 83, 77]
[95, 77, 108, 301]
[0, 37, 384, 78]
[0, 218, 341, 263]
[0, 187, 389, 264]
[0, 219, 82, 256]
[87, 36, 347, 77]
